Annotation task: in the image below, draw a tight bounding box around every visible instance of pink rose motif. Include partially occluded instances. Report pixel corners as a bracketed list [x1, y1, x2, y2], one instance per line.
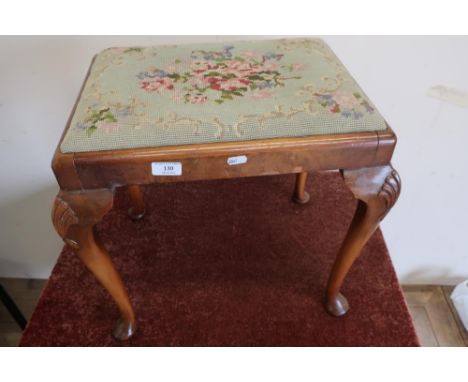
[136, 45, 302, 104]
[250, 91, 273, 100]
[332, 91, 359, 109]
[205, 76, 223, 91]
[140, 78, 174, 93]
[96, 121, 119, 133]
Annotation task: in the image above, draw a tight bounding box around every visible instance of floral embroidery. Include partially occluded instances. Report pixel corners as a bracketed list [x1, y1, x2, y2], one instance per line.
[314, 91, 374, 120]
[140, 77, 174, 93]
[136, 46, 302, 104]
[77, 107, 118, 136]
[63, 39, 388, 153]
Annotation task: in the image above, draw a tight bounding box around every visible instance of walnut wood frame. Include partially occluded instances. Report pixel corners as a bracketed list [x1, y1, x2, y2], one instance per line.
[51, 60, 401, 340]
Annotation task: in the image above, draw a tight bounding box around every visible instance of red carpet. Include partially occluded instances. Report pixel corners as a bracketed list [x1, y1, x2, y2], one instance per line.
[20, 172, 419, 346]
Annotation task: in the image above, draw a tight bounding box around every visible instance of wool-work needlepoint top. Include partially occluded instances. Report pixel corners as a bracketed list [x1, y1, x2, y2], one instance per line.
[60, 38, 387, 153]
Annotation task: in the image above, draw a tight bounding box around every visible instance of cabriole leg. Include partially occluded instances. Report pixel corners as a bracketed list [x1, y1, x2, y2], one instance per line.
[325, 165, 401, 316]
[52, 189, 136, 340]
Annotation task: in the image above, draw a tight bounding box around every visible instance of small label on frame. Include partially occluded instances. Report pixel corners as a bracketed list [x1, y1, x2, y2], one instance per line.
[151, 162, 182, 176]
[227, 155, 248, 166]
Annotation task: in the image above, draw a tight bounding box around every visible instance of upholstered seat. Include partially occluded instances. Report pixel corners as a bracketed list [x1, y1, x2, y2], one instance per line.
[60, 38, 387, 153]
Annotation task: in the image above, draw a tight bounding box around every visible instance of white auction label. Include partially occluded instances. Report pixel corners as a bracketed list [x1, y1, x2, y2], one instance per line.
[227, 155, 248, 166]
[151, 162, 182, 176]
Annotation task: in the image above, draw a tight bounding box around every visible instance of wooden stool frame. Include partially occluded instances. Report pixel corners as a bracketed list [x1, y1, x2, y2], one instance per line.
[51, 61, 401, 340]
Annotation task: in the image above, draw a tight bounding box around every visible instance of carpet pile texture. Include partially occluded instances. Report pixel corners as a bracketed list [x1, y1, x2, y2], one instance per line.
[20, 172, 419, 346]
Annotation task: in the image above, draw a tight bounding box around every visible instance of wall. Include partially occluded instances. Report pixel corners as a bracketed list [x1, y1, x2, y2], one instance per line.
[0, 36, 467, 283]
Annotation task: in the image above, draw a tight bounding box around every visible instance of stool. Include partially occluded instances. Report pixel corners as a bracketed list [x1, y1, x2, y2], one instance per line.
[51, 38, 401, 340]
